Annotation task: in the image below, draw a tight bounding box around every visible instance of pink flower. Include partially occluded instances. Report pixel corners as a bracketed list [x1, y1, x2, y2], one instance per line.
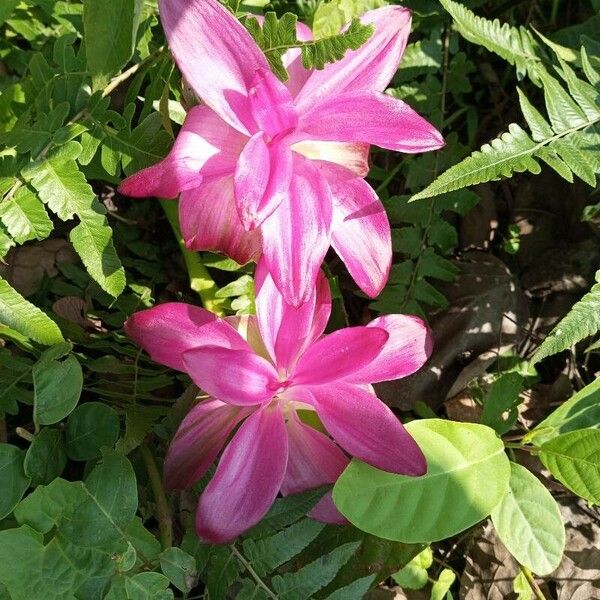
[125, 262, 432, 543]
[119, 0, 444, 306]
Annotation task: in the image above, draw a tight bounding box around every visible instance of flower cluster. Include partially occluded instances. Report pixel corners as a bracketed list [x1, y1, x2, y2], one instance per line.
[121, 0, 442, 543]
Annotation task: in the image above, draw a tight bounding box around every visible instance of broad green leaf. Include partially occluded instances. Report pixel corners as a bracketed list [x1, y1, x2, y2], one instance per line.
[116, 404, 165, 455]
[0, 444, 30, 519]
[33, 349, 82, 425]
[65, 402, 120, 461]
[0, 525, 114, 600]
[333, 419, 511, 542]
[24, 428, 67, 486]
[491, 462, 565, 575]
[271, 541, 360, 600]
[539, 429, 600, 504]
[14, 478, 87, 534]
[159, 547, 198, 594]
[83, 0, 144, 89]
[22, 142, 126, 298]
[125, 572, 173, 600]
[0, 187, 52, 244]
[392, 547, 432, 590]
[0, 0, 19, 25]
[530, 377, 600, 445]
[60, 448, 138, 546]
[0, 276, 64, 345]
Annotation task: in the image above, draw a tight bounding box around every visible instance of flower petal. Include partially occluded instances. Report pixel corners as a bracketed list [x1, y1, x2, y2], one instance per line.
[310, 382, 427, 475]
[299, 91, 445, 153]
[234, 134, 293, 230]
[292, 326, 388, 385]
[248, 68, 298, 138]
[321, 166, 391, 297]
[292, 140, 370, 177]
[261, 156, 333, 307]
[295, 6, 412, 114]
[180, 176, 261, 265]
[124, 302, 247, 372]
[281, 414, 348, 495]
[309, 493, 348, 524]
[196, 405, 288, 543]
[159, 0, 269, 134]
[119, 105, 245, 199]
[345, 314, 433, 384]
[164, 399, 252, 490]
[255, 259, 331, 375]
[182, 346, 278, 405]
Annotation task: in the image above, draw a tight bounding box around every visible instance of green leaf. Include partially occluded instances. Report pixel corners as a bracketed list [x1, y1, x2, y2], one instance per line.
[124, 572, 173, 600]
[0, 187, 52, 244]
[65, 402, 120, 461]
[271, 541, 360, 600]
[333, 419, 511, 542]
[0, 276, 64, 345]
[242, 519, 325, 577]
[83, 0, 144, 89]
[532, 270, 600, 364]
[14, 478, 87, 534]
[245, 12, 373, 81]
[0, 0, 19, 25]
[481, 372, 524, 435]
[431, 568, 456, 600]
[312, 0, 385, 38]
[392, 547, 432, 590]
[33, 348, 83, 425]
[22, 142, 126, 298]
[159, 547, 198, 593]
[491, 462, 565, 575]
[439, 0, 544, 82]
[116, 404, 164, 455]
[0, 444, 30, 519]
[24, 428, 67, 486]
[323, 575, 376, 599]
[539, 429, 600, 504]
[60, 448, 138, 546]
[530, 377, 600, 446]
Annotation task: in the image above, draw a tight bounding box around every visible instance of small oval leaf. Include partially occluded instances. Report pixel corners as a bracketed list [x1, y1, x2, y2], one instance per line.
[491, 462, 565, 575]
[539, 429, 600, 504]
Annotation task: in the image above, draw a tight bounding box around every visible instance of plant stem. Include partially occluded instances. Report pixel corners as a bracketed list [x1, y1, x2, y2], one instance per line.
[519, 565, 547, 600]
[160, 200, 226, 316]
[140, 441, 173, 549]
[231, 545, 278, 600]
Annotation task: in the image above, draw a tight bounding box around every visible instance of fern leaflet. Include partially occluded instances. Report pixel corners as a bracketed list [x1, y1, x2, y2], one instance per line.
[440, 0, 547, 83]
[244, 12, 373, 81]
[411, 58, 600, 200]
[533, 270, 600, 364]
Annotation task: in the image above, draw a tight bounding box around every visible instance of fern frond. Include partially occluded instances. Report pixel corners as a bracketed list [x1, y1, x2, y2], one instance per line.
[439, 0, 546, 83]
[532, 271, 600, 364]
[411, 64, 600, 200]
[244, 12, 373, 81]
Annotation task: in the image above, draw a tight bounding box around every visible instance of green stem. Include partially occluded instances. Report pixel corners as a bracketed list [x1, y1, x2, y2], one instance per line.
[140, 441, 173, 550]
[519, 565, 547, 600]
[160, 201, 226, 316]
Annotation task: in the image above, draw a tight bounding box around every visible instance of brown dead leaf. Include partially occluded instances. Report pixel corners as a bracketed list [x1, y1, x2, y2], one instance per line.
[376, 252, 528, 410]
[0, 239, 78, 297]
[52, 296, 104, 332]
